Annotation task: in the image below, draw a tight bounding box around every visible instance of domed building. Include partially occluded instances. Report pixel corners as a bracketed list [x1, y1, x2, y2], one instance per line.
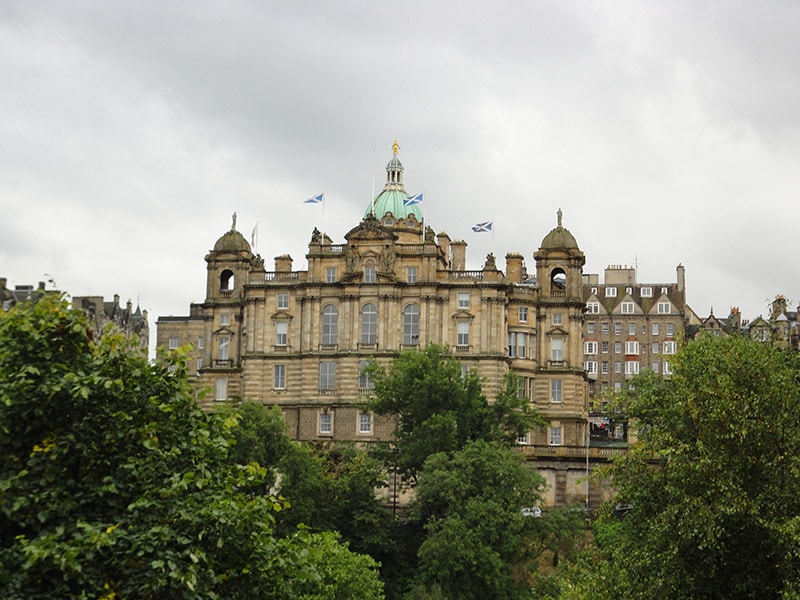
[158, 144, 688, 508]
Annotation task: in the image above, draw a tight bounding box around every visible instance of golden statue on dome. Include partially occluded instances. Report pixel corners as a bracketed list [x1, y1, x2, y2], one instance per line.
[392, 140, 400, 156]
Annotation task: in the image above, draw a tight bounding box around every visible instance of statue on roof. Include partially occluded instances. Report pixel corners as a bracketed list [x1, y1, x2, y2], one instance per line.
[392, 140, 400, 156]
[232, 211, 237, 230]
[557, 208, 563, 228]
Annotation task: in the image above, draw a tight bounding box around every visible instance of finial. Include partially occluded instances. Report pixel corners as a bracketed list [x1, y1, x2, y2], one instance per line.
[392, 140, 400, 156]
[557, 208, 563, 227]
[232, 211, 237, 230]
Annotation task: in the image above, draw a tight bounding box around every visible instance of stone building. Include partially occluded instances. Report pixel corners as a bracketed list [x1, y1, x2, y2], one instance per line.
[157, 145, 594, 506]
[72, 294, 150, 354]
[0, 278, 52, 310]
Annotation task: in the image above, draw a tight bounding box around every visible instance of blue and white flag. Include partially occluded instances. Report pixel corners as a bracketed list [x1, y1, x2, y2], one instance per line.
[304, 192, 324, 204]
[403, 192, 423, 206]
[472, 221, 493, 233]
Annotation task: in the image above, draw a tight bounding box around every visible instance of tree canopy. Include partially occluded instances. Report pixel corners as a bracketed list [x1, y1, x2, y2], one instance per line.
[596, 334, 800, 599]
[0, 296, 383, 599]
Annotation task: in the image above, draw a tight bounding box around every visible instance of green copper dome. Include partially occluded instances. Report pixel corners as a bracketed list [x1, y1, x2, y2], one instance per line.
[364, 142, 423, 223]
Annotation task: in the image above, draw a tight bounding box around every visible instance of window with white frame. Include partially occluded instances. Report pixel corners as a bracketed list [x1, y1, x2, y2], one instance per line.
[614, 322, 622, 335]
[319, 361, 336, 390]
[663, 341, 677, 355]
[407, 266, 418, 283]
[584, 341, 598, 355]
[601, 322, 610, 334]
[625, 341, 640, 355]
[322, 305, 338, 345]
[517, 432, 530, 445]
[517, 332, 527, 359]
[626, 287, 632, 295]
[591, 287, 597, 295]
[218, 337, 229, 361]
[651, 341, 660, 354]
[358, 412, 372, 434]
[214, 378, 228, 402]
[196, 358, 203, 371]
[319, 413, 332, 434]
[586, 302, 600, 314]
[666, 322, 675, 336]
[457, 321, 469, 346]
[652, 322, 659, 336]
[605, 287, 617, 297]
[553, 313, 563, 325]
[550, 379, 563, 403]
[274, 364, 286, 389]
[641, 286, 652, 297]
[519, 306, 528, 322]
[601, 361, 609, 374]
[625, 361, 639, 375]
[168, 337, 179, 349]
[403, 304, 420, 345]
[615, 361, 622, 373]
[361, 303, 377, 345]
[549, 426, 563, 446]
[664, 361, 673, 375]
[601, 341, 609, 353]
[551, 337, 563, 362]
[507, 332, 517, 357]
[621, 302, 635, 314]
[358, 360, 374, 391]
[197, 336, 204, 349]
[614, 342, 622, 354]
[220, 313, 230, 326]
[457, 292, 470, 309]
[587, 322, 595, 334]
[658, 301, 671, 314]
[326, 267, 337, 283]
[614, 381, 623, 391]
[661, 287, 668, 295]
[651, 361, 660, 373]
[584, 361, 598, 374]
[276, 321, 288, 346]
[364, 263, 376, 283]
[277, 293, 289, 309]
[628, 322, 636, 335]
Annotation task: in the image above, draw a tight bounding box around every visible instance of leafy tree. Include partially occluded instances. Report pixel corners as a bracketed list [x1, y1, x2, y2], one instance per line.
[366, 343, 541, 482]
[0, 296, 383, 599]
[410, 440, 546, 599]
[597, 334, 800, 599]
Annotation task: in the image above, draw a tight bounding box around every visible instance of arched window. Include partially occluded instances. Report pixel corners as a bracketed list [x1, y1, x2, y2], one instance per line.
[403, 304, 420, 346]
[551, 268, 566, 290]
[361, 303, 377, 345]
[220, 269, 234, 291]
[322, 304, 338, 345]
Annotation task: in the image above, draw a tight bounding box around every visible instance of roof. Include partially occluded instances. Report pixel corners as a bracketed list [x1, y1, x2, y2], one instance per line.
[363, 143, 423, 224]
[540, 209, 580, 250]
[213, 229, 251, 253]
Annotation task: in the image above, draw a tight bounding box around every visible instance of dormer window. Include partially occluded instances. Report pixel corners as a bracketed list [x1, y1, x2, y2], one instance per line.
[364, 263, 376, 283]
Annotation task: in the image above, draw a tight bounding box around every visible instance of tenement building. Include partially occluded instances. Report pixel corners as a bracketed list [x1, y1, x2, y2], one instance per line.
[158, 146, 609, 506]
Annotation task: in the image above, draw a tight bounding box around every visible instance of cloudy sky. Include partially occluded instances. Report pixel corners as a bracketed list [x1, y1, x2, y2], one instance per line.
[2, 0, 799, 350]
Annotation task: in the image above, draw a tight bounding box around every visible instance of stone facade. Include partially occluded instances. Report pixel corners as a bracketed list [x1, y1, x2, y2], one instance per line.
[72, 294, 149, 354]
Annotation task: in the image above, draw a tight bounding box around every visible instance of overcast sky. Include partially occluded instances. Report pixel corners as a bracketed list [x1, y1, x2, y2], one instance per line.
[2, 0, 799, 350]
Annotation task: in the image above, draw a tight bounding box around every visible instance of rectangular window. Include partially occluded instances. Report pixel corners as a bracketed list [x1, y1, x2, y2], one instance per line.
[605, 287, 617, 297]
[601, 361, 609, 374]
[586, 322, 595, 334]
[584, 361, 598, 374]
[664, 361, 673, 375]
[196, 357, 203, 371]
[364, 265, 376, 283]
[507, 332, 516, 358]
[457, 321, 469, 346]
[661, 287, 668, 295]
[614, 322, 622, 335]
[550, 379, 563, 403]
[198, 336, 204, 349]
[652, 322, 659, 336]
[614, 381, 623, 391]
[552, 313, 563, 325]
[359, 360, 375, 390]
[641, 286, 653, 297]
[551, 338, 563, 362]
[549, 426, 563, 446]
[319, 361, 336, 390]
[517, 332, 527, 359]
[601, 341, 609, 353]
[326, 267, 337, 283]
[214, 378, 228, 402]
[584, 341, 598, 355]
[658, 301, 671, 314]
[652, 342, 660, 354]
[220, 313, 230, 326]
[277, 293, 289, 309]
[519, 306, 528, 322]
[663, 341, 677, 355]
[625, 341, 639, 355]
[276, 322, 288, 346]
[274, 364, 286, 389]
[457, 292, 470, 309]
[517, 432, 530, 445]
[614, 341, 622, 354]
[319, 413, 332, 434]
[628, 322, 636, 335]
[168, 337, 179, 349]
[615, 361, 622, 373]
[666, 322, 675, 337]
[407, 266, 418, 283]
[358, 412, 372, 434]
[601, 322, 610, 334]
[218, 337, 229, 361]
[621, 302, 634, 314]
[586, 302, 600, 314]
[625, 361, 640, 375]
[651, 361, 660, 373]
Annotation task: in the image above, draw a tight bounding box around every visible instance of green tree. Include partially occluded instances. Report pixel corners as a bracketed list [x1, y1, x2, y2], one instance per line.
[0, 296, 383, 599]
[366, 343, 541, 482]
[411, 440, 546, 599]
[597, 334, 800, 599]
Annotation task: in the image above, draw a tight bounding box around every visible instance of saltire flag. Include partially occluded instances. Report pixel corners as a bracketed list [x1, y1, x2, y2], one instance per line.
[304, 192, 324, 204]
[472, 221, 493, 233]
[403, 192, 423, 206]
